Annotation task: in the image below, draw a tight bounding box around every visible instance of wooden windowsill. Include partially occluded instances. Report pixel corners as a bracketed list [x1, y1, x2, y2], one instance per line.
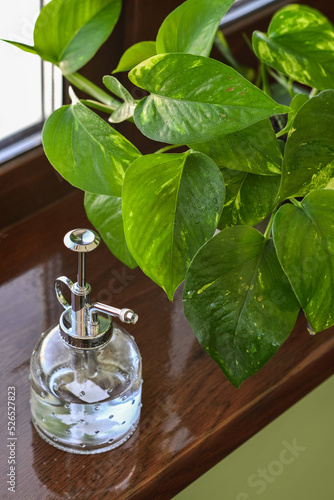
[0, 191, 333, 500]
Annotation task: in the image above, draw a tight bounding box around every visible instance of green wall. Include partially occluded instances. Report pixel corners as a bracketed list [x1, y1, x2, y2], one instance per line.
[174, 375, 334, 500]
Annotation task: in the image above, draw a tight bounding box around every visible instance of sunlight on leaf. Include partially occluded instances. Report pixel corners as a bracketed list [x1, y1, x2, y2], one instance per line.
[253, 4, 334, 90]
[130, 53, 289, 144]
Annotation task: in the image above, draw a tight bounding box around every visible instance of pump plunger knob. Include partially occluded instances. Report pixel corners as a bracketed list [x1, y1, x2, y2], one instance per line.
[64, 228, 100, 253]
[64, 229, 100, 287]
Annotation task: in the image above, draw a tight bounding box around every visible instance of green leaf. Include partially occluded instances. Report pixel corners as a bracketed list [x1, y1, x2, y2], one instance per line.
[276, 93, 309, 138]
[156, 0, 234, 57]
[84, 193, 137, 269]
[0, 39, 38, 55]
[103, 76, 136, 123]
[129, 53, 289, 145]
[273, 190, 334, 333]
[190, 119, 282, 175]
[34, 0, 121, 74]
[122, 151, 225, 300]
[252, 4, 334, 90]
[108, 103, 136, 124]
[42, 100, 140, 196]
[110, 105, 134, 124]
[102, 76, 133, 102]
[183, 226, 300, 387]
[218, 169, 280, 229]
[113, 41, 156, 73]
[277, 91, 334, 202]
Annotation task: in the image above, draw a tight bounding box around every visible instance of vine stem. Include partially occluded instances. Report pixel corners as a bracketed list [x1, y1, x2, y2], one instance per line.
[214, 30, 242, 72]
[261, 62, 270, 96]
[66, 72, 121, 109]
[80, 99, 136, 123]
[290, 197, 303, 209]
[287, 77, 294, 97]
[309, 87, 319, 98]
[264, 208, 277, 239]
[80, 99, 117, 114]
[154, 144, 184, 154]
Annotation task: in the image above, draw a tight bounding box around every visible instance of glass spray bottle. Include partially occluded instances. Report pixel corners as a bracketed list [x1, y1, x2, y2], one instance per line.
[30, 229, 142, 454]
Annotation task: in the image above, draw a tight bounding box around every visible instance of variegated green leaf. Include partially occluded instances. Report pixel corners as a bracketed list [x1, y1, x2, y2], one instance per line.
[253, 4, 334, 90]
[122, 151, 225, 300]
[129, 53, 289, 145]
[190, 119, 282, 175]
[277, 91, 334, 202]
[156, 0, 234, 57]
[34, 0, 121, 74]
[218, 169, 280, 229]
[183, 226, 299, 386]
[113, 41, 156, 73]
[42, 99, 140, 196]
[103, 76, 136, 123]
[273, 190, 334, 332]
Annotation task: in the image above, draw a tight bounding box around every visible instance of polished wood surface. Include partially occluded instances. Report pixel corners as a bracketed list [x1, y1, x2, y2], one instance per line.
[0, 147, 74, 231]
[0, 191, 333, 500]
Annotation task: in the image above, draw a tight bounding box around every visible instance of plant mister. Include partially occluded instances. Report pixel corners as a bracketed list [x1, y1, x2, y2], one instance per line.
[30, 229, 142, 454]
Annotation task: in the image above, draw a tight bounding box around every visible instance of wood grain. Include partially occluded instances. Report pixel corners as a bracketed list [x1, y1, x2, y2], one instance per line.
[0, 191, 333, 500]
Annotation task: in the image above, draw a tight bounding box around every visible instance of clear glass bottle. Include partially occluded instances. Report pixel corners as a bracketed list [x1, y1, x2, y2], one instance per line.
[30, 229, 142, 454]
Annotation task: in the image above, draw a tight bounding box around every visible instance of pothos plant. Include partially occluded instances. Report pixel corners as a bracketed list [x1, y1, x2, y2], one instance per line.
[4, 0, 334, 387]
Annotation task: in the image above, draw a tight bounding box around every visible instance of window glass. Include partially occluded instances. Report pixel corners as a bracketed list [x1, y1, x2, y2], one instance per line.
[0, 0, 42, 141]
[0, 0, 62, 162]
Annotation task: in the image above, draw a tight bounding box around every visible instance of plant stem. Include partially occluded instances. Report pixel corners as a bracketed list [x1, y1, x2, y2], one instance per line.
[66, 72, 121, 109]
[154, 144, 184, 154]
[80, 99, 116, 114]
[255, 65, 262, 89]
[214, 31, 242, 72]
[263, 210, 276, 239]
[275, 113, 286, 132]
[290, 197, 303, 209]
[309, 87, 319, 98]
[267, 68, 287, 88]
[80, 99, 135, 123]
[242, 32, 253, 54]
[287, 77, 294, 97]
[261, 63, 270, 96]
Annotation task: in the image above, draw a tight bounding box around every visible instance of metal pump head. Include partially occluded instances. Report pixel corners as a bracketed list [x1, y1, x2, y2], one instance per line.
[55, 229, 138, 349]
